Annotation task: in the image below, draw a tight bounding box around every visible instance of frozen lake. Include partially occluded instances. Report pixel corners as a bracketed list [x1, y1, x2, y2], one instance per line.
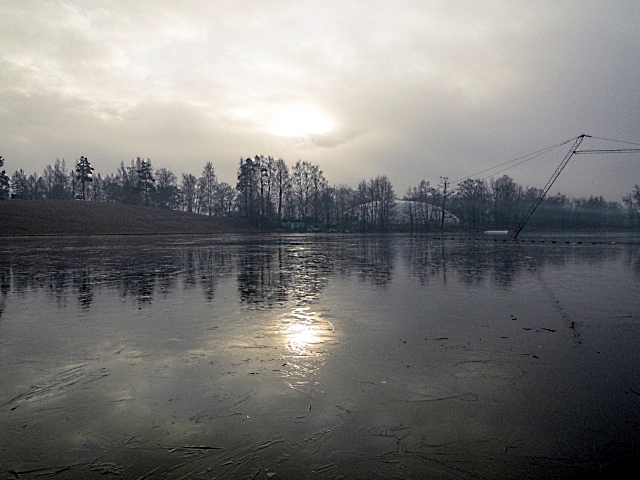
[1, 234, 639, 479]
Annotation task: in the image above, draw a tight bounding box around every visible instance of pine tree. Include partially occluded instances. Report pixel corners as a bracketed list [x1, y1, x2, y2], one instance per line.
[0, 156, 10, 200]
[136, 158, 155, 205]
[75, 156, 94, 200]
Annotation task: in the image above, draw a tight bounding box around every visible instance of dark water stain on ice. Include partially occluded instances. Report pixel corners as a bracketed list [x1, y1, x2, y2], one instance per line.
[1, 234, 640, 479]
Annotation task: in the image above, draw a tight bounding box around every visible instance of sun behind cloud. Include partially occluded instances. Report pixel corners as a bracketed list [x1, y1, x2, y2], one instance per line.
[270, 106, 333, 138]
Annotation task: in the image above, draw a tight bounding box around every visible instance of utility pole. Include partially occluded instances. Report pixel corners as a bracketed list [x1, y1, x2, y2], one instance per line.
[440, 176, 449, 229]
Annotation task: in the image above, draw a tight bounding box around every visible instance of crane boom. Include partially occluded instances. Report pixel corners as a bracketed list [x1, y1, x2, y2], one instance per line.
[574, 148, 640, 154]
[512, 134, 588, 240]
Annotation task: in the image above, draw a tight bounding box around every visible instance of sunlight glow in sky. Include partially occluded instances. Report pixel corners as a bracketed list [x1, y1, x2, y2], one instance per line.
[271, 107, 334, 137]
[1, 1, 639, 200]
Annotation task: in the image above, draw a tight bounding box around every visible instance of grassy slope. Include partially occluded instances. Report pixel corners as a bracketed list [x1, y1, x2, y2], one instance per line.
[0, 200, 255, 235]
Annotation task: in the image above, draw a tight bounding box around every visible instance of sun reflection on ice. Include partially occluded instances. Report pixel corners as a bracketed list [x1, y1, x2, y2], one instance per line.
[280, 307, 337, 392]
[283, 307, 334, 355]
[287, 322, 319, 354]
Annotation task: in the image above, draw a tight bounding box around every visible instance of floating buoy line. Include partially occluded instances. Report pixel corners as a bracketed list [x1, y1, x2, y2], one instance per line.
[409, 234, 629, 245]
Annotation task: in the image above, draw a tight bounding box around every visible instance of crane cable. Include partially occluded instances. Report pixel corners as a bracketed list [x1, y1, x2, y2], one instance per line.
[451, 135, 640, 187]
[587, 135, 640, 146]
[450, 137, 575, 186]
[575, 135, 640, 155]
[510, 134, 640, 239]
[444, 133, 640, 239]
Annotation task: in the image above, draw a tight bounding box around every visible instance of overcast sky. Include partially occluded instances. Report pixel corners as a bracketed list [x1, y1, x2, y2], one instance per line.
[2, 1, 639, 200]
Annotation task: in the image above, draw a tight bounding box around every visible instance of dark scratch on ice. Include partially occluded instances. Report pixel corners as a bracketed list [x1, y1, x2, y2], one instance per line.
[3, 364, 88, 410]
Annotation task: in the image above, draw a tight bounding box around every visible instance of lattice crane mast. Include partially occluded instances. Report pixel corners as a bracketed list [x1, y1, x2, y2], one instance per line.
[512, 135, 588, 239]
[512, 134, 640, 240]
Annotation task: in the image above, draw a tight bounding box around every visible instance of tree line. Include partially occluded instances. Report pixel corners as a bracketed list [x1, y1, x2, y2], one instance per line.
[0, 154, 639, 231]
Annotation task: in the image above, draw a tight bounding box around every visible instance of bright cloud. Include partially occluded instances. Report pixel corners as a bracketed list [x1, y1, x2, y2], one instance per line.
[1, 1, 639, 199]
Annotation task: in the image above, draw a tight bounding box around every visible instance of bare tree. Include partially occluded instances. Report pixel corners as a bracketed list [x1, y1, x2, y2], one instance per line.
[453, 178, 489, 230]
[332, 184, 357, 231]
[214, 182, 236, 216]
[290, 160, 326, 225]
[43, 159, 73, 199]
[369, 175, 395, 232]
[490, 175, 521, 227]
[154, 168, 179, 209]
[439, 177, 449, 229]
[181, 173, 198, 213]
[199, 162, 217, 215]
[623, 184, 640, 211]
[309, 163, 328, 225]
[404, 179, 438, 232]
[623, 184, 640, 226]
[291, 160, 311, 220]
[112, 159, 145, 204]
[273, 158, 290, 221]
[91, 173, 104, 201]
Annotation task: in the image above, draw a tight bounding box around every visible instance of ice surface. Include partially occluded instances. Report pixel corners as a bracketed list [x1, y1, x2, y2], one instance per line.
[1, 234, 639, 478]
